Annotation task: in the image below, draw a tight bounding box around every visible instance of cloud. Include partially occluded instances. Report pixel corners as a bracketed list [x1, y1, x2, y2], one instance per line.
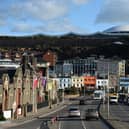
[24, 0, 68, 20]
[3, 0, 69, 21]
[1, 0, 90, 22]
[0, 0, 89, 35]
[72, 0, 90, 5]
[96, 0, 129, 24]
[11, 22, 35, 33]
[11, 19, 87, 35]
[43, 19, 88, 34]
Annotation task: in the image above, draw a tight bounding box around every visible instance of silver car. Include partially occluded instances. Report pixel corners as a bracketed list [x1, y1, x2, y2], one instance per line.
[68, 107, 81, 117]
[85, 108, 99, 120]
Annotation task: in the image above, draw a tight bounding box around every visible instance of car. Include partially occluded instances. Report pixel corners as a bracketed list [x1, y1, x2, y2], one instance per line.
[109, 96, 118, 104]
[85, 108, 99, 120]
[79, 99, 85, 105]
[68, 107, 81, 117]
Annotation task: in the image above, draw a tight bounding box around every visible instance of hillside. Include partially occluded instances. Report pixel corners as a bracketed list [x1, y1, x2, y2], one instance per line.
[0, 33, 129, 59]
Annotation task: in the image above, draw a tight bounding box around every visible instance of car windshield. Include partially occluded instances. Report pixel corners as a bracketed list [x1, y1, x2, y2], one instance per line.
[69, 108, 79, 111]
[87, 109, 97, 112]
[110, 97, 117, 99]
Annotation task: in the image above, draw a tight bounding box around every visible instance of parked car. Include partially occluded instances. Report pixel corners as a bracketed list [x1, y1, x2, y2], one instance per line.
[85, 108, 99, 120]
[68, 107, 81, 117]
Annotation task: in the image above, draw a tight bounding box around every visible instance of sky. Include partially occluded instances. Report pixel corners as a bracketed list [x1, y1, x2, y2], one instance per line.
[0, 0, 129, 36]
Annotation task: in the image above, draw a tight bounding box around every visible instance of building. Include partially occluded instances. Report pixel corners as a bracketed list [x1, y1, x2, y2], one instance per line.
[62, 62, 73, 76]
[118, 60, 125, 77]
[96, 79, 108, 90]
[119, 77, 129, 93]
[58, 77, 71, 89]
[71, 76, 84, 88]
[97, 58, 125, 78]
[43, 50, 57, 68]
[54, 61, 63, 77]
[108, 74, 119, 92]
[55, 57, 97, 77]
[0, 53, 50, 119]
[83, 76, 96, 90]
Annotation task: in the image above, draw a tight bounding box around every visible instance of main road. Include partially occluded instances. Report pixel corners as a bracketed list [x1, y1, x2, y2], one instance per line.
[7, 98, 110, 129]
[58, 99, 109, 129]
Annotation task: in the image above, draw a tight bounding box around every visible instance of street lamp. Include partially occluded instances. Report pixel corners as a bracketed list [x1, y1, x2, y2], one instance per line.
[46, 62, 52, 108]
[46, 62, 50, 79]
[107, 64, 110, 119]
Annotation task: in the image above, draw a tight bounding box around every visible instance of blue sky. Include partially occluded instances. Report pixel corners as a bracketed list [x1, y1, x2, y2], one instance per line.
[0, 0, 129, 36]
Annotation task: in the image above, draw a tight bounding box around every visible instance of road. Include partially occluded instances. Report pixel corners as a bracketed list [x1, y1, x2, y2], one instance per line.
[109, 103, 129, 122]
[58, 99, 109, 129]
[7, 98, 110, 129]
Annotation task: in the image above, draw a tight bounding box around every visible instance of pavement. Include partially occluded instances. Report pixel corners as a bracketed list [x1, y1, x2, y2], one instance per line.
[99, 103, 129, 129]
[0, 94, 80, 129]
[0, 100, 68, 129]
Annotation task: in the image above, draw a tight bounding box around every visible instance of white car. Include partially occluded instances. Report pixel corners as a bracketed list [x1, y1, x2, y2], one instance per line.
[68, 107, 81, 117]
[109, 96, 118, 104]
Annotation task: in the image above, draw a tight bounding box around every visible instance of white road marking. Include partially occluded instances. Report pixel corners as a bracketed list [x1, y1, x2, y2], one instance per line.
[81, 119, 87, 129]
[58, 121, 62, 129]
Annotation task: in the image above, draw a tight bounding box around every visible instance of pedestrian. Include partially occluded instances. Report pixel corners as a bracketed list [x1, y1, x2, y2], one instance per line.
[40, 120, 49, 129]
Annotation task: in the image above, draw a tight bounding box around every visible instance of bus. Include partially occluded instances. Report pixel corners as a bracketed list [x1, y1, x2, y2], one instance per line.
[93, 90, 104, 100]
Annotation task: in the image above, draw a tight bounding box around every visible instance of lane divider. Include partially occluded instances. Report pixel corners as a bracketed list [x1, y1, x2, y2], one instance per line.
[81, 120, 87, 129]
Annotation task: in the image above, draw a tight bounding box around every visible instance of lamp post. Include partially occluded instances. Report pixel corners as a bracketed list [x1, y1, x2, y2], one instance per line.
[46, 62, 52, 109]
[107, 63, 110, 119]
[103, 84, 106, 110]
[46, 62, 50, 79]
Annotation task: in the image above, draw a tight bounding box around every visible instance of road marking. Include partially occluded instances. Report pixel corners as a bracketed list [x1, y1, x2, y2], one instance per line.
[81, 120, 87, 129]
[81, 114, 87, 129]
[58, 121, 62, 129]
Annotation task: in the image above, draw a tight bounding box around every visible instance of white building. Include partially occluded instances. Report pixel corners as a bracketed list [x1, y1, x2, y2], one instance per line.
[58, 77, 71, 89]
[71, 76, 84, 88]
[96, 79, 108, 89]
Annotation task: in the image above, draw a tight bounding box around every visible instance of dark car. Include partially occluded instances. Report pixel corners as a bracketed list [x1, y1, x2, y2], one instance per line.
[79, 99, 85, 105]
[85, 108, 99, 120]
